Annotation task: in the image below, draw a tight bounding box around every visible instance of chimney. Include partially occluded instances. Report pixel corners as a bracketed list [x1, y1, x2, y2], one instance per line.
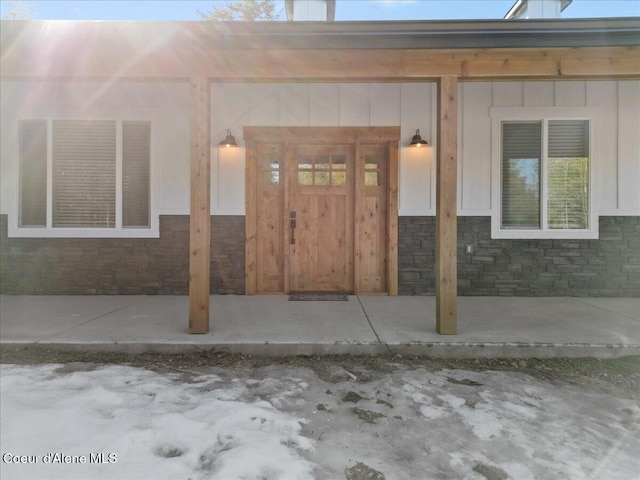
[505, 0, 572, 19]
[285, 0, 336, 21]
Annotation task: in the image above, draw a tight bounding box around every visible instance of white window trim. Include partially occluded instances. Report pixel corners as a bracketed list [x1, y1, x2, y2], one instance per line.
[9, 117, 158, 238]
[490, 106, 600, 240]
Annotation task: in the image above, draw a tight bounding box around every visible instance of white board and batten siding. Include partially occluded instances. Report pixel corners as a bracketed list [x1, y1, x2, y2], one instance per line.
[211, 80, 639, 218]
[459, 81, 640, 217]
[0, 81, 191, 237]
[2, 80, 638, 236]
[210, 82, 437, 216]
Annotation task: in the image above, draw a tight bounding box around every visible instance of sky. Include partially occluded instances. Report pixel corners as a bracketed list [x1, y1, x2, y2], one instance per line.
[1, 0, 639, 21]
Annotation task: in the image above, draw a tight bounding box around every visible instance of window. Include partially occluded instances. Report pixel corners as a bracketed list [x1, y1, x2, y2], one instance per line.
[262, 153, 280, 185]
[491, 108, 597, 239]
[17, 119, 151, 235]
[547, 121, 590, 230]
[52, 120, 117, 228]
[364, 152, 386, 187]
[122, 121, 151, 227]
[19, 120, 47, 227]
[501, 122, 542, 229]
[297, 153, 347, 186]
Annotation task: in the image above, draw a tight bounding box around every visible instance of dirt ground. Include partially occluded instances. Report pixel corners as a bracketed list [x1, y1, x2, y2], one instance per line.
[2, 345, 639, 400]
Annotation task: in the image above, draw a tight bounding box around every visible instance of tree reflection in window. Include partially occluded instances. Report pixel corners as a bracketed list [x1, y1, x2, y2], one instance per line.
[502, 157, 540, 228]
[297, 153, 347, 186]
[263, 153, 280, 185]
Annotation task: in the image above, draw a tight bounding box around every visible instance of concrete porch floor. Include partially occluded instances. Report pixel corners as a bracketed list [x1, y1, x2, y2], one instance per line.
[1, 295, 638, 358]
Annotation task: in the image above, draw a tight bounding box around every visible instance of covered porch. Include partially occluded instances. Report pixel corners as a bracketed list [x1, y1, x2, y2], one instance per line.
[1, 295, 638, 358]
[1, 19, 638, 336]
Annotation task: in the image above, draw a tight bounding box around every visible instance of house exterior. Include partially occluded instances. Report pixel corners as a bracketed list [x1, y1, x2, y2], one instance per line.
[504, 0, 572, 19]
[1, 14, 639, 333]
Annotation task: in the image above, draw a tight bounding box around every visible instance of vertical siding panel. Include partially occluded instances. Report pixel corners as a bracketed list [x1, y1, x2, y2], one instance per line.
[216, 84, 250, 141]
[523, 81, 554, 106]
[249, 84, 279, 126]
[617, 81, 640, 213]
[492, 82, 523, 107]
[399, 83, 432, 214]
[586, 81, 618, 213]
[210, 84, 223, 211]
[370, 83, 401, 126]
[457, 83, 463, 211]
[149, 83, 190, 215]
[279, 84, 310, 126]
[218, 84, 248, 213]
[340, 84, 370, 126]
[555, 81, 586, 106]
[461, 82, 492, 212]
[309, 84, 339, 126]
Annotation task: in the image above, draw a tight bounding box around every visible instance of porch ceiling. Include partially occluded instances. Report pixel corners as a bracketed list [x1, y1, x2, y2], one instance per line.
[1, 19, 639, 81]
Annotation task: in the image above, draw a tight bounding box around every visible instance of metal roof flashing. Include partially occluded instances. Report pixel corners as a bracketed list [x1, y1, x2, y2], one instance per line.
[1, 17, 639, 51]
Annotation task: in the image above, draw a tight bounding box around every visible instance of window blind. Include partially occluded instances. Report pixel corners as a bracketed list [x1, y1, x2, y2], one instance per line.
[52, 120, 116, 228]
[501, 122, 542, 229]
[122, 121, 150, 227]
[547, 120, 589, 230]
[19, 120, 47, 227]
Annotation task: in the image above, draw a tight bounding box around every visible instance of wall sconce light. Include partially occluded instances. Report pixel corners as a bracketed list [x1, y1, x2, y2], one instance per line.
[409, 129, 429, 148]
[219, 129, 238, 148]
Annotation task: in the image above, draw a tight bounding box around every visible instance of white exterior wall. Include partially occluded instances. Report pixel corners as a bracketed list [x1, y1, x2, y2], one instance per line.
[212, 80, 639, 217]
[0, 81, 190, 237]
[292, 0, 328, 21]
[512, 0, 563, 19]
[458, 80, 640, 217]
[210, 82, 436, 216]
[2, 80, 638, 236]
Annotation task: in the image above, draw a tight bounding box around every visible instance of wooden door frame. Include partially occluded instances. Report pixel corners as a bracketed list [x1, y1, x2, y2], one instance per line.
[245, 126, 400, 295]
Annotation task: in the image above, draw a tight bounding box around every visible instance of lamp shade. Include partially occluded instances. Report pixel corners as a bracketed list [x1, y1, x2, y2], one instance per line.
[219, 129, 238, 148]
[409, 129, 429, 148]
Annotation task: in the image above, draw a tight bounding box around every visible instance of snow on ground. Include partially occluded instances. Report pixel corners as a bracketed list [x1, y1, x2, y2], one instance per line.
[1, 363, 638, 480]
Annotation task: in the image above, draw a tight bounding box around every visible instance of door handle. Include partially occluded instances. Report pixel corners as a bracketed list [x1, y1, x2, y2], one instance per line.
[290, 212, 296, 244]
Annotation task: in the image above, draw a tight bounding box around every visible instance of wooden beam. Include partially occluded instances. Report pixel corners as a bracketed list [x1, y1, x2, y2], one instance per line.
[2, 43, 638, 81]
[436, 76, 458, 335]
[189, 75, 211, 334]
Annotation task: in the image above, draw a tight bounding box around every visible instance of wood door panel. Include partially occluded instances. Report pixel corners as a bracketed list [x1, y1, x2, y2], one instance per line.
[291, 195, 317, 291]
[290, 145, 354, 292]
[357, 143, 389, 293]
[257, 192, 284, 292]
[255, 143, 284, 293]
[317, 195, 349, 287]
[292, 195, 352, 291]
[359, 196, 387, 292]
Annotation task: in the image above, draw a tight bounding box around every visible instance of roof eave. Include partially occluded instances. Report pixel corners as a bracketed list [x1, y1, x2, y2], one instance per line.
[1, 17, 639, 51]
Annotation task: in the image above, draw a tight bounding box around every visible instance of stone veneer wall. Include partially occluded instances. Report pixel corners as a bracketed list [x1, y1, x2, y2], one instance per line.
[399, 216, 640, 297]
[3, 214, 638, 297]
[0, 215, 245, 295]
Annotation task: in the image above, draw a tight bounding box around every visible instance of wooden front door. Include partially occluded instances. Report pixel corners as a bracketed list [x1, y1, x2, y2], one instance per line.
[245, 127, 399, 296]
[289, 145, 354, 292]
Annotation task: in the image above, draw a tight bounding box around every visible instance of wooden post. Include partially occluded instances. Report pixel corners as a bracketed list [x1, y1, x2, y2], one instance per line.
[189, 76, 211, 334]
[388, 140, 399, 296]
[436, 76, 458, 335]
